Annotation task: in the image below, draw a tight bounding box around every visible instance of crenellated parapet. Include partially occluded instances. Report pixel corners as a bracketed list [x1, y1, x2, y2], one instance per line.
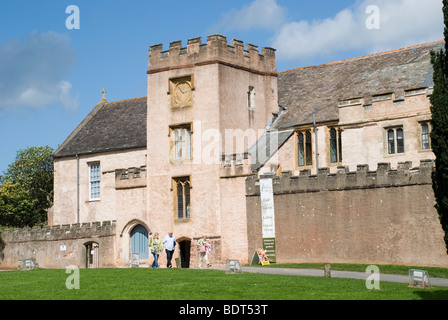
[338, 87, 432, 126]
[115, 165, 147, 189]
[148, 34, 276, 76]
[1, 220, 116, 243]
[246, 160, 434, 196]
[220, 153, 254, 178]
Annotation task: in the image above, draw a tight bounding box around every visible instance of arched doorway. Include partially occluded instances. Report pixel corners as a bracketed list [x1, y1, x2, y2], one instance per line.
[85, 242, 99, 268]
[178, 238, 191, 268]
[130, 224, 149, 260]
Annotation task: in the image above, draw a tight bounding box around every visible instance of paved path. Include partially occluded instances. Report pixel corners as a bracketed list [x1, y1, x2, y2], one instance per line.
[211, 266, 448, 287]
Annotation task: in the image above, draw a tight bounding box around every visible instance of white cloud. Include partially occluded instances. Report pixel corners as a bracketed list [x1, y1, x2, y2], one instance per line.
[212, 0, 287, 31]
[0, 31, 78, 112]
[272, 0, 444, 62]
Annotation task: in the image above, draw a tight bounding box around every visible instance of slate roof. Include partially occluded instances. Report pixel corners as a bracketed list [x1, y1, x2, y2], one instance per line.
[53, 97, 147, 158]
[53, 41, 443, 160]
[275, 40, 444, 130]
[247, 129, 294, 172]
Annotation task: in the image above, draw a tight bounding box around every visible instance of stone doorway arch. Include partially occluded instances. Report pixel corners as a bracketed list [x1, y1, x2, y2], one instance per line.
[177, 236, 191, 268]
[120, 219, 151, 266]
[84, 241, 99, 268]
[130, 224, 149, 260]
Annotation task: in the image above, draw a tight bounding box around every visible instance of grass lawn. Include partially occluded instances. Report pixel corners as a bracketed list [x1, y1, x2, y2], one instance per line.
[1, 267, 448, 300]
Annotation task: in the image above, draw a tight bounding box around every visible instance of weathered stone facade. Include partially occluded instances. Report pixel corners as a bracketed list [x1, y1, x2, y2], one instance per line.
[146, 34, 278, 266]
[246, 160, 448, 267]
[1, 37, 447, 270]
[0, 221, 116, 269]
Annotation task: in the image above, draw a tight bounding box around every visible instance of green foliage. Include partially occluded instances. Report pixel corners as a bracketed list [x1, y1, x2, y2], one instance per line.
[430, 0, 448, 253]
[0, 146, 54, 228]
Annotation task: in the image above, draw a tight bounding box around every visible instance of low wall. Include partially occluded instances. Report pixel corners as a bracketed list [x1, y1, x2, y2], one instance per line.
[0, 221, 116, 269]
[246, 160, 448, 267]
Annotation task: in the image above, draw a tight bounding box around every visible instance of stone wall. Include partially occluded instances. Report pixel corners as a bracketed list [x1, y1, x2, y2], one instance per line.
[246, 160, 448, 267]
[0, 221, 116, 269]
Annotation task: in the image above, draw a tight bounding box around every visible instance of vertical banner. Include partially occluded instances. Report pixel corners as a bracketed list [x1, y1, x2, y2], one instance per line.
[260, 177, 276, 262]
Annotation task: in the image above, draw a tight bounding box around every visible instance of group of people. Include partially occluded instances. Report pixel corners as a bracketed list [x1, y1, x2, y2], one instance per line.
[149, 231, 175, 268]
[149, 232, 212, 268]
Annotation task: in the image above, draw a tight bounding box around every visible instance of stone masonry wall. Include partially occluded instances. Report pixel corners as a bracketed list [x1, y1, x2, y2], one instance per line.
[0, 221, 116, 269]
[246, 160, 448, 267]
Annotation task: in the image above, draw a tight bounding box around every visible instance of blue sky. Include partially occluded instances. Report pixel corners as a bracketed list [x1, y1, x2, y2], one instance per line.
[0, 0, 444, 174]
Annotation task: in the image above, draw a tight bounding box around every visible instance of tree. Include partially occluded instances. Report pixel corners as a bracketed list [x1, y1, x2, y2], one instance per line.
[0, 181, 42, 227]
[430, 0, 448, 253]
[0, 146, 54, 227]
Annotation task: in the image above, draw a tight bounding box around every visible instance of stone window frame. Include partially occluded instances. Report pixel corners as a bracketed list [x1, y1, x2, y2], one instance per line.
[247, 86, 255, 111]
[172, 176, 192, 221]
[89, 162, 101, 201]
[385, 126, 405, 155]
[169, 123, 193, 164]
[419, 120, 433, 151]
[328, 127, 343, 165]
[295, 129, 314, 169]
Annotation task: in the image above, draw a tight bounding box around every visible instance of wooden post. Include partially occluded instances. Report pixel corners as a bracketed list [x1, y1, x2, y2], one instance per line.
[324, 263, 331, 278]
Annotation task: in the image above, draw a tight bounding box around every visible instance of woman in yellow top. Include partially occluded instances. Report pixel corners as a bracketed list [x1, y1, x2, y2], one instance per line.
[149, 232, 164, 268]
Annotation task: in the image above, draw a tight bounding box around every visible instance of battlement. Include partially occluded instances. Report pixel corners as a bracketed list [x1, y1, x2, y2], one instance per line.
[1, 220, 116, 243]
[148, 34, 276, 75]
[220, 153, 254, 178]
[115, 165, 147, 189]
[246, 160, 434, 196]
[338, 87, 432, 125]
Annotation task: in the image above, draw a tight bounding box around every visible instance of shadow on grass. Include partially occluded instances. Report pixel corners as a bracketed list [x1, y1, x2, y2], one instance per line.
[414, 290, 448, 300]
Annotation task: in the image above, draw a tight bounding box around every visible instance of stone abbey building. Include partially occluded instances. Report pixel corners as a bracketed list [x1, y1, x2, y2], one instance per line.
[1, 35, 447, 269]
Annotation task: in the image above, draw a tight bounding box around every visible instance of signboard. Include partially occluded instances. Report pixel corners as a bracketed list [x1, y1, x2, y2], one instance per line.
[21, 259, 37, 270]
[225, 259, 242, 274]
[260, 178, 275, 238]
[262, 238, 276, 263]
[260, 178, 276, 262]
[131, 253, 140, 268]
[256, 248, 270, 266]
[409, 269, 431, 288]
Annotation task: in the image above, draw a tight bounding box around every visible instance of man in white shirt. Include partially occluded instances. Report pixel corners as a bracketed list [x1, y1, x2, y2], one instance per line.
[163, 231, 176, 268]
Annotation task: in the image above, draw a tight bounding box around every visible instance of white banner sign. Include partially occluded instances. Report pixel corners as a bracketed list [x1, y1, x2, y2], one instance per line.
[260, 178, 275, 238]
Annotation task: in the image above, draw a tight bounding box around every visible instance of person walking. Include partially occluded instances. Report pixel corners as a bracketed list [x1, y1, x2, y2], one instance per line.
[196, 235, 212, 268]
[163, 231, 176, 268]
[149, 232, 163, 268]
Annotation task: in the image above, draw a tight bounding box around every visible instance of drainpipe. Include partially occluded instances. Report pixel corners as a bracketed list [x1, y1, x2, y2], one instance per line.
[76, 154, 80, 224]
[313, 113, 319, 170]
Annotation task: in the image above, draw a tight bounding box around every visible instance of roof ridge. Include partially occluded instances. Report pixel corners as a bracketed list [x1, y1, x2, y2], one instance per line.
[53, 100, 108, 157]
[105, 96, 146, 106]
[54, 96, 148, 158]
[280, 40, 444, 74]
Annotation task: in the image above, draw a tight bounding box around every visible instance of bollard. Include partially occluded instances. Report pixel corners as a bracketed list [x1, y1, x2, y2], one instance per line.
[324, 263, 331, 278]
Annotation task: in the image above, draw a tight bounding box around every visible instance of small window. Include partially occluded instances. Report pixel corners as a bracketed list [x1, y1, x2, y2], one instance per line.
[396, 128, 404, 153]
[248, 86, 255, 110]
[297, 130, 313, 167]
[387, 127, 404, 154]
[388, 129, 395, 154]
[305, 131, 312, 166]
[170, 124, 192, 162]
[421, 121, 432, 150]
[89, 162, 100, 200]
[329, 127, 342, 163]
[173, 177, 191, 219]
